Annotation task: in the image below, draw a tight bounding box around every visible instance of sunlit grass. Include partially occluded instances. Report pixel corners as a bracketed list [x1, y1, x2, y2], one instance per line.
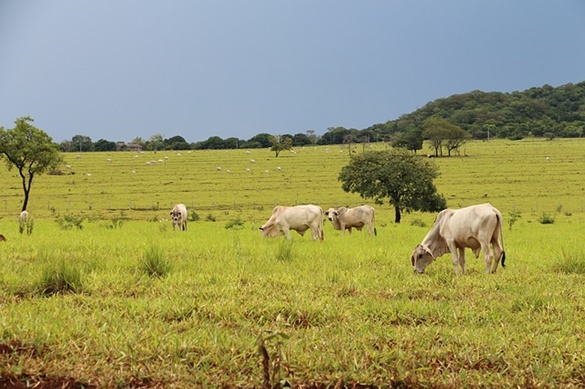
[1, 140, 585, 386]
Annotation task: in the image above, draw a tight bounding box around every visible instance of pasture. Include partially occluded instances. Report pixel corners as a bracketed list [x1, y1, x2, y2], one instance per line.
[1, 139, 585, 387]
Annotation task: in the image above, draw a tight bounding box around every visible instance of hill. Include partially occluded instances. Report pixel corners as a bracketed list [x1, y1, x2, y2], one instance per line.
[366, 81, 585, 142]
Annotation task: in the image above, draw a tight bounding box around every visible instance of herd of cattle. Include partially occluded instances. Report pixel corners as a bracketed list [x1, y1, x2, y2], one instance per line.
[170, 202, 506, 275]
[1, 204, 506, 275]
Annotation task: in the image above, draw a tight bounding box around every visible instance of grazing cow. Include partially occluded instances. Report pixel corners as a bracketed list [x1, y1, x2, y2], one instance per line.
[411, 203, 506, 275]
[18, 210, 33, 235]
[260, 204, 324, 241]
[0, 234, 6, 242]
[325, 205, 377, 236]
[170, 204, 188, 231]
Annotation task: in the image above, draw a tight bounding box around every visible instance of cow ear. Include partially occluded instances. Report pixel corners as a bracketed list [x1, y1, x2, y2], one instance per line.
[423, 245, 435, 259]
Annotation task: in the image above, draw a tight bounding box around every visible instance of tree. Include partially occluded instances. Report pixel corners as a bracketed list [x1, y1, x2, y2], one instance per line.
[247, 133, 273, 148]
[146, 134, 165, 151]
[444, 125, 471, 156]
[164, 135, 190, 150]
[338, 149, 446, 223]
[270, 135, 293, 157]
[71, 135, 94, 152]
[0, 117, 63, 212]
[423, 118, 449, 157]
[292, 133, 312, 146]
[94, 139, 117, 151]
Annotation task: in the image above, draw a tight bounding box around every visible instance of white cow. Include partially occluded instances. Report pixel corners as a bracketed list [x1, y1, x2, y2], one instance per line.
[170, 204, 188, 231]
[411, 203, 506, 275]
[18, 210, 33, 235]
[325, 205, 376, 236]
[260, 205, 324, 241]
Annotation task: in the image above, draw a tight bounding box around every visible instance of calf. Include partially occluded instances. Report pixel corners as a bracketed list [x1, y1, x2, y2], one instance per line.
[325, 205, 376, 236]
[170, 204, 188, 231]
[18, 210, 33, 235]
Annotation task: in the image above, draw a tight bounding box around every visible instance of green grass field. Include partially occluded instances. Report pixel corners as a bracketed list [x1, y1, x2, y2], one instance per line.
[1, 139, 585, 388]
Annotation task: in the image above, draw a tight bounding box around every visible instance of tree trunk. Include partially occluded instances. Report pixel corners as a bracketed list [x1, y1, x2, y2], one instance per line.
[20, 170, 33, 212]
[394, 206, 401, 223]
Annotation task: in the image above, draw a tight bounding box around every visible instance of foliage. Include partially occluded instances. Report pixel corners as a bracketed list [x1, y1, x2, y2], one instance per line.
[508, 209, 522, 231]
[538, 212, 555, 224]
[225, 219, 245, 229]
[338, 149, 447, 223]
[422, 117, 471, 156]
[410, 218, 427, 228]
[189, 211, 200, 222]
[0, 117, 63, 211]
[271, 135, 293, 157]
[55, 214, 85, 230]
[107, 212, 129, 229]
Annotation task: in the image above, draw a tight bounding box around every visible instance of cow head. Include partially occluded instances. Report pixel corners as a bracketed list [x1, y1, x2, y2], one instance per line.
[259, 224, 281, 238]
[411, 244, 434, 274]
[325, 208, 338, 222]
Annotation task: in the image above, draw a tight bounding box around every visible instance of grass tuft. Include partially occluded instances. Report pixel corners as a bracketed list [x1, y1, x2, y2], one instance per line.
[38, 260, 83, 296]
[553, 248, 585, 274]
[140, 245, 172, 278]
[275, 240, 294, 262]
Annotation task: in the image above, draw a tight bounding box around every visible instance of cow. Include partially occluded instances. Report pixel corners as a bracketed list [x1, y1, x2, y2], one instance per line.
[411, 203, 506, 275]
[325, 205, 377, 236]
[170, 204, 188, 231]
[260, 204, 324, 241]
[18, 210, 33, 235]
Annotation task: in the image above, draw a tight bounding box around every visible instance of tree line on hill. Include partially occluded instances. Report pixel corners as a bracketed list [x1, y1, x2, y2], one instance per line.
[59, 81, 585, 155]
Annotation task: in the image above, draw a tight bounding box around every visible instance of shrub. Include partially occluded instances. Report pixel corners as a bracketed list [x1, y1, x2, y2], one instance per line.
[140, 245, 171, 278]
[537, 212, 555, 224]
[508, 209, 522, 231]
[55, 214, 85, 230]
[107, 212, 129, 229]
[206, 213, 216, 222]
[189, 211, 200, 222]
[225, 219, 245, 230]
[410, 218, 427, 228]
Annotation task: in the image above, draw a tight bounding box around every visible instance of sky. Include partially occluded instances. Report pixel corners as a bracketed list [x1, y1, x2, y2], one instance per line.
[1, 1, 584, 144]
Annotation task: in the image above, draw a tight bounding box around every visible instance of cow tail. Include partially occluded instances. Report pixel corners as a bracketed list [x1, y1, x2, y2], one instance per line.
[496, 212, 506, 268]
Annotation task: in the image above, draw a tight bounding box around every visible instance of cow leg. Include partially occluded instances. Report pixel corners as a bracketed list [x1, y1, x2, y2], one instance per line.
[482, 242, 494, 273]
[490, 241, 504, 273]
[458, 247, 467, 275]
[282, 227, 292, 240]
[448, 242, 462, 275]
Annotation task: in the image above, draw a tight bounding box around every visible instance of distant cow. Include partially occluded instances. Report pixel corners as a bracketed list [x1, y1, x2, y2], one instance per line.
[260, 204, 324, 241]
[18, 210, 33, 235]
[325, 205, 377, 236]
[411, 203, 506, 275]
[170, 204, 188, 231]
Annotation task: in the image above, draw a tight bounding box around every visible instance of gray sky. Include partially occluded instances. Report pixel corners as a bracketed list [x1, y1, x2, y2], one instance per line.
[1, 1, 584, 143]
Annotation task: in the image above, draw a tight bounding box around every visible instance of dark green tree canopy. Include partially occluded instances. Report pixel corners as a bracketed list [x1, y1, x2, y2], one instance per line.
[338, 149, 446, 223]
[0, 117, 63, 212]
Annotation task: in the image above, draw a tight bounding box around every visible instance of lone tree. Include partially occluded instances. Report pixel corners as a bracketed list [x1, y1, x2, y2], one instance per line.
[0, 117, 63, 212]
[270, 135, 293, 157]
[338, 149, 447, 223]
